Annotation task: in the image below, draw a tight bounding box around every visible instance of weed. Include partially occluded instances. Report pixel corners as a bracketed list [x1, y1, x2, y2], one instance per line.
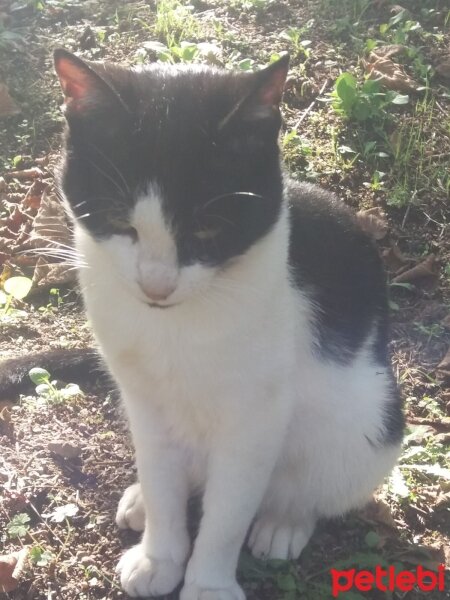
[28, 367, 83, 403]
[279, 27, 312, 60]
[331, 73, 408, 123]
[29, 546, 54, 567]
[7, 513, 31, 539]
[282, 129, 312, 171]
[154, 0, 200, 48]
[230, 0, 274, 13]
[0, 276, 32, 320]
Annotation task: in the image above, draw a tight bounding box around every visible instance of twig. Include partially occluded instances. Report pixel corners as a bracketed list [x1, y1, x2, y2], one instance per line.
[294, 79, 329, 130]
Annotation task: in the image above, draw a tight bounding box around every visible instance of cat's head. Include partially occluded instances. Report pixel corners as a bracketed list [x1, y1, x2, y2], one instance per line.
[55, 49, 288, 308]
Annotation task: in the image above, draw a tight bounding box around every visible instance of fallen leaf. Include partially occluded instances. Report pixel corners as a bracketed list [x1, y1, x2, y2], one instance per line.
[356, 207, 388, 240]
[392, 254, 438, 285]
[370, 44, 407, 59]
[366, 52, 418, 93]
[435, 56, 450, 80]
[0, 548, 28, 593]
[442, 315, 450, 329]
[48, 441, 82, 459]
[436, 347, 450, 381]
[0, 82, 20, 118]
[360, 497, 397, 529]
[32, 259, 77, 288]
[382, 243, 411, 273]
[5, 167, 43, 181]
[398, 544, 445, 572]
[0, 176, 7, 192]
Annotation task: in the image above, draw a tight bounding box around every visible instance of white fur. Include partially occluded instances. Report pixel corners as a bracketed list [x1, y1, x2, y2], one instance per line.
[74, 188, 401, 599]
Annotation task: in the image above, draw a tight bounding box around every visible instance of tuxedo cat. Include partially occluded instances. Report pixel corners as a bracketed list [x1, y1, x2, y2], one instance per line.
[53, 49, 403, 600]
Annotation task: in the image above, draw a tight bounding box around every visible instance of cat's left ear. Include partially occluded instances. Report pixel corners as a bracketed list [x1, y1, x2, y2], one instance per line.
[222, 54, 289, 128]
[54, 48, 127, 116]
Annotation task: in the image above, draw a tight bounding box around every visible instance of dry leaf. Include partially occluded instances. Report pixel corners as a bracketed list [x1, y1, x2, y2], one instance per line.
[32, 259, 77, 288]
[31, 193, 71, 249]
[382, 243, 411, 273]
[0, 548, 28, 593]
[435, 56, 450, 80]
[442, 315, 450, 329]
[370, 44, 407, 59]
[366, 52, 418, 93]
[0, 82, 20, 118]
[48, 440, 82, 459]
[399, 544, 446, 572]
[436, 347, 450, 380]
[0, 176, 7, 192]
[356, 207, 388, 240]
[5, 167, 43, 181]
[392, 254, 438, 284]
[360, 497, 397, 529]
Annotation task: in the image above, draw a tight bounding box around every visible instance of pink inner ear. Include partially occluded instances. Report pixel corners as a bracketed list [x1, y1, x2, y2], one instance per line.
[259, 66, 288, 107]
[55, 57, 92, 102]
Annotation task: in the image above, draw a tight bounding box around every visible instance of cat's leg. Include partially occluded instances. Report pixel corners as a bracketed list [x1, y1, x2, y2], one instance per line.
[180, 402, 289, 600]
[247, 462, 318, 560]
[116, 402, 191, 598]
[116, 482, 145, 532]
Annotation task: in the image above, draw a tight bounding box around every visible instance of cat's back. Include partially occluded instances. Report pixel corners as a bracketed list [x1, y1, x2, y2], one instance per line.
[287, 181, 389, 365]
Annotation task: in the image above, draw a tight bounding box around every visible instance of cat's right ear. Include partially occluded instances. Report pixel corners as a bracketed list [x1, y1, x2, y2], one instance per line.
[53, 49, 126, 116]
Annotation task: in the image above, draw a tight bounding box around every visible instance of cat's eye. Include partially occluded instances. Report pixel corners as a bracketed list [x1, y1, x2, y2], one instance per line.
[193, 227, 221, 241]
[108, 219, 138, 241]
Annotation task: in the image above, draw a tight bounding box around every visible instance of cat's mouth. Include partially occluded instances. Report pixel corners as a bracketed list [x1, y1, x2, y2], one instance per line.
[146, 301, 177, 309]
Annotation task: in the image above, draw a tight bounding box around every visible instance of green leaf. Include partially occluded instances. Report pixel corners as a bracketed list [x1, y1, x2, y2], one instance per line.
[390, 93, 409, 105]
[3, 276, 32, 300]
[335, 73, 357, 112]
[30, 546, 53, 567]
[29, 367, 51, 386]
[276, 573, 297, 591]
[45, 503, 79, 523]
[364, 531, 380, 548]
[7, 513, 30, 538]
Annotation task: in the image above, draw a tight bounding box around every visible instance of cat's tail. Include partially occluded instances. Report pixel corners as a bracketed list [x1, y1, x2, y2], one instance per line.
[0, 347, 102, 401]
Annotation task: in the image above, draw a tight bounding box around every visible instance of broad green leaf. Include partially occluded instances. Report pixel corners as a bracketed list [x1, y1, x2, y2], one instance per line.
[364, 530, 380, 548]
[4, 276, 32, 300]
[390, 93, 409, 105]
[29, 367, 51, 386]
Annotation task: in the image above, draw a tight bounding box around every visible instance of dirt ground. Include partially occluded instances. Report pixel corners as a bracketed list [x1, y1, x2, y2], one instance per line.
[0, 1, 449, 599]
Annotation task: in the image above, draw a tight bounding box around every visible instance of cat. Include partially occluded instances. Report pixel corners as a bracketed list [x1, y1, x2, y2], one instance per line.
[52, 48, 404, 600]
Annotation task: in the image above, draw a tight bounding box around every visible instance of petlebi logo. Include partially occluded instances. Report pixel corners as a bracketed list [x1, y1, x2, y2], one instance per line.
[331, 564, 446, 597]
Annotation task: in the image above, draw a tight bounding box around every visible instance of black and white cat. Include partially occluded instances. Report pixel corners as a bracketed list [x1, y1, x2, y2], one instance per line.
[53, 49, 403, 600]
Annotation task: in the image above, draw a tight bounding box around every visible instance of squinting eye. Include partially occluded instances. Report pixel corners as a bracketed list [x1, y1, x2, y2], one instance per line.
[193, 227, 221, 241]
[109, 219, 138, 241]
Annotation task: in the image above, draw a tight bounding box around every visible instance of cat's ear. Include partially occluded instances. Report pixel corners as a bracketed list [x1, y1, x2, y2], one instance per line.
[221, 54, 289, 128]
[54, 48, 127, 115]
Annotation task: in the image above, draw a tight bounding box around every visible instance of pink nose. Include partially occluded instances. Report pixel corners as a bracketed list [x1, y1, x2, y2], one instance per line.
[139, 279, 177, 302]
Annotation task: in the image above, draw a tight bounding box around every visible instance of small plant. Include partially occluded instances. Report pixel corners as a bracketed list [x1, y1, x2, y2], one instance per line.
[279, 28, 311, 59]
[29, 546, 53, 567]
[138, 40, 221, 65]
[331, 73, 409, 123]
[29, 367, 83, 403]
[7, 513, 30, 539]
[0, 275, 32, 320]
[154, 0, 200, 48]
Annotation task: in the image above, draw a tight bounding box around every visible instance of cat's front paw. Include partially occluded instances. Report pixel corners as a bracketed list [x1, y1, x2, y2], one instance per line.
[248, 517, 313, 560]
[116, 483, 145, 532]
[117, 543, 184, 597]
[180, 581, 246, 600]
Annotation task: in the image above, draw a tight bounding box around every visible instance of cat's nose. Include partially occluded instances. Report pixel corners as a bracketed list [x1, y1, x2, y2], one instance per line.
[138, 263, 178, 302]
[140, 281, 177, 302]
